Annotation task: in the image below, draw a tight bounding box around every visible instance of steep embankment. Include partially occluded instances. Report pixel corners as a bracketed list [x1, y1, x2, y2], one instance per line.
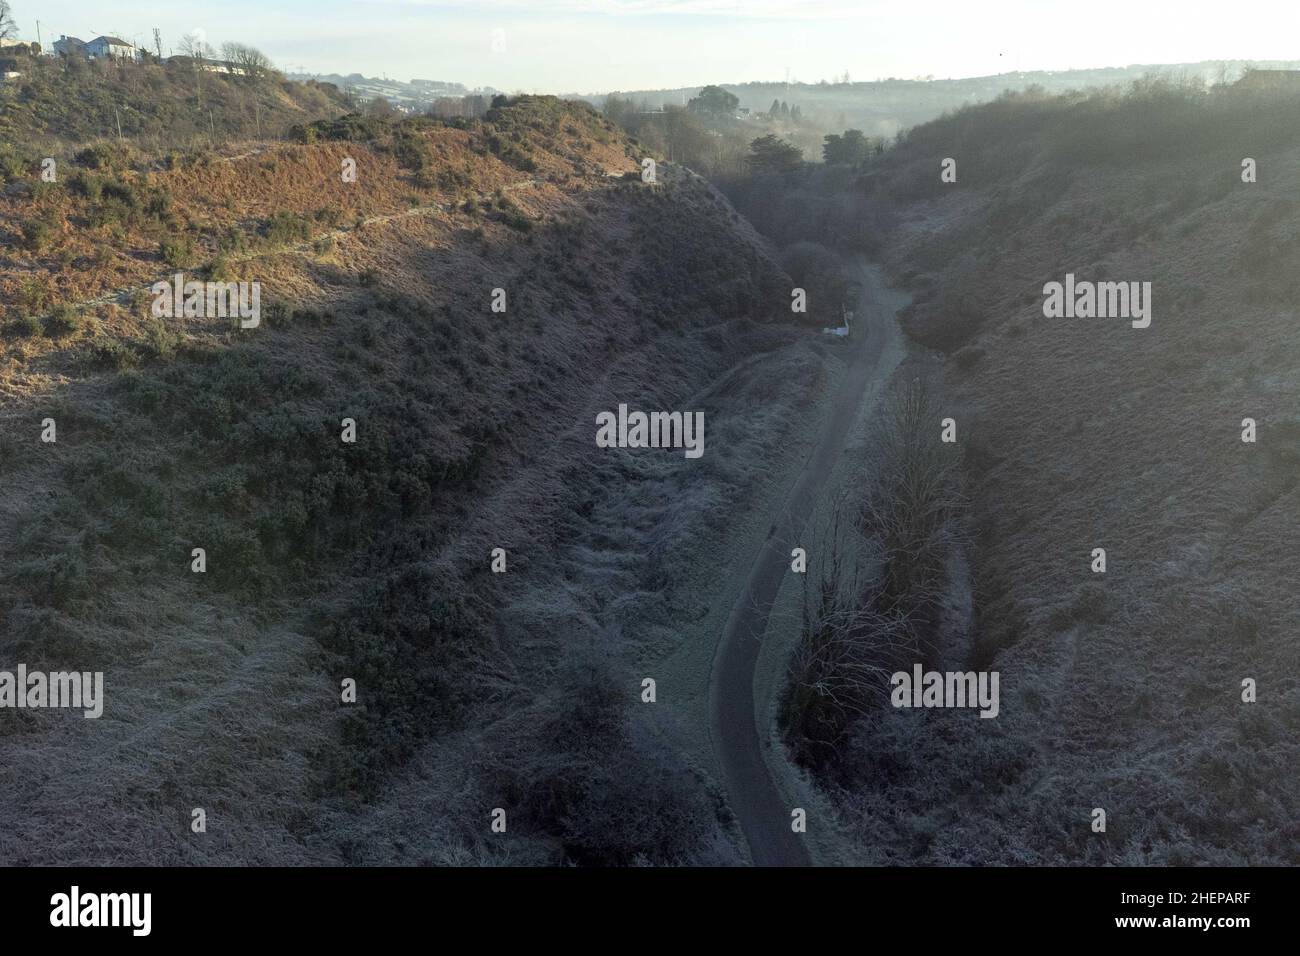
[0, 97, 798, 865]
[0, 56, 348, 148]
[832, 81, 1300, 864]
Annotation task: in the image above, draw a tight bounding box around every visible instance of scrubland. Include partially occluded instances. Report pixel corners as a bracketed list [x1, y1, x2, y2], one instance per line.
[0, 96, 811, 864]
[6, 67, 1295, 868]
[770, 77, 1300, 864]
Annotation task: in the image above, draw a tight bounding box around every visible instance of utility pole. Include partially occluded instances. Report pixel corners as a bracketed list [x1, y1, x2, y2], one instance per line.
[114, 106, 123, 140]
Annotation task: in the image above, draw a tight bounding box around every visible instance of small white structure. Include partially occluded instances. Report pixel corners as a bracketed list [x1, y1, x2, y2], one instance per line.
[822, 305, 852, 338]
[167, 56, 247, 75]
[0, 39, 33, 80]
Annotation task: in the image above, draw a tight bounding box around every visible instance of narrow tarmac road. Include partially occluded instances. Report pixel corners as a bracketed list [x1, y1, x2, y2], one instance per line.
[707, 259, 906, 866]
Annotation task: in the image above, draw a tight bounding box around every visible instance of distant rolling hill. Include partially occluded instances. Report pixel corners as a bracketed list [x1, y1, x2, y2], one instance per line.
[586, 59, 1300, 139]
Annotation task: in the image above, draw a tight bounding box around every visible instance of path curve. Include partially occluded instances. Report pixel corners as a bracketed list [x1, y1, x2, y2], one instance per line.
[707, 259, 907, 866]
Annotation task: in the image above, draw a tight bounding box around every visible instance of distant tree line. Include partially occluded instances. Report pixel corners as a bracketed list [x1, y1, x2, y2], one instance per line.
[822, 128, 883, 165]
[768, 99, 803, 122]
[604, 84, 886, 178]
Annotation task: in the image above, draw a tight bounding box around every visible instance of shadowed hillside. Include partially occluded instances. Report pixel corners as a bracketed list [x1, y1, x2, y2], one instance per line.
[0, 96, 804, 864]
[750, 76, 1300, 864]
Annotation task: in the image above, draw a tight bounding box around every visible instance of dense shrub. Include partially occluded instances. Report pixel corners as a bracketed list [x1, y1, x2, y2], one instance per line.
[73, 143, 122, 170]
[20, 218, 53, 252]
[158, 235, 194, 268]
[0, 144, 30, 182]
[263, 211, 313, 246]
[68, 170, 104, 200]
[41, 305, 83, 338]
[3, 315, 42, 338]
[487, 133, 537, 173]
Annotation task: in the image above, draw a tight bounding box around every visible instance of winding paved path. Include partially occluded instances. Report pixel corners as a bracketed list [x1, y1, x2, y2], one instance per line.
[707, 259, 906, 866]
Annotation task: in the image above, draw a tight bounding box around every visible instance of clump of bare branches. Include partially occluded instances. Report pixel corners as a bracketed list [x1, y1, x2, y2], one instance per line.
[861, 380, 965, 631]
[0, 1, 17, 42]
[220, 43, 275, 83]
[782, 505, 914, 768]
[783, 380, 965, 769]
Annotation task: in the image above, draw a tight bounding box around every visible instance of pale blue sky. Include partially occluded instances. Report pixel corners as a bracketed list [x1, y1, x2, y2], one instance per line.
[14, 1, 1300, 92]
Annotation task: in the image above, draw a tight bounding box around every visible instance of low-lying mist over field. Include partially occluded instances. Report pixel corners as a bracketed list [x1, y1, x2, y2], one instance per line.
[0, 0, 1296, 879]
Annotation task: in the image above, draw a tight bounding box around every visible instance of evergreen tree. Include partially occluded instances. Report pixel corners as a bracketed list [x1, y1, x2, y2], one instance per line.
[748, 134, 803, 173]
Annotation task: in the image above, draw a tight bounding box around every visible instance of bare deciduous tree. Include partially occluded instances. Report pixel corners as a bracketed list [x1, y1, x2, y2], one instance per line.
[0, 0, 18, 41]
[365, 95, 397, 118]
[177, 32, 213, 63]
[220, 42, 273, 82]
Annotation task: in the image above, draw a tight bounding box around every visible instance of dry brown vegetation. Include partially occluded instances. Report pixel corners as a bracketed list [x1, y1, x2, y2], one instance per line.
[0, 96, 800, 864]
[0, 52, 348, 149]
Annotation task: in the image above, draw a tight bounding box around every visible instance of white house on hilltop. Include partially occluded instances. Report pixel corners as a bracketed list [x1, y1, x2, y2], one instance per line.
[86, 36, 139, 60]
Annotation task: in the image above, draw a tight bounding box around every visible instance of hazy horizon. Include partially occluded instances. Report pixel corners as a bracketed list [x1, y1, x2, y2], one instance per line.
[15, 1, 1300, 94]
[2, 0, 1297, 910]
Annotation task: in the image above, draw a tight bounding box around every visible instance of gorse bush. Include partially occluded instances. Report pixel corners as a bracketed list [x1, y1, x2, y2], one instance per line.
[73, 142, 124, 171]
[15, 280, 50, 315]
[263, 211, 313, 246]
[216, 224, 252, 255]
[158, 235, 194, 268]
[487, 133, 537, 173]
[391, 127, 433, 172]
[42, 305, 83, 338]
[4, 314, 42, 338]
[68, 170, 104, 200]
[492, 195, 533, 232]
[293, 113, 392, 144]
[20, 218, 53, 252]
[0, 144, 31, 183]
[477, 642, 730, 865]
[82, 178, 172, 229]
